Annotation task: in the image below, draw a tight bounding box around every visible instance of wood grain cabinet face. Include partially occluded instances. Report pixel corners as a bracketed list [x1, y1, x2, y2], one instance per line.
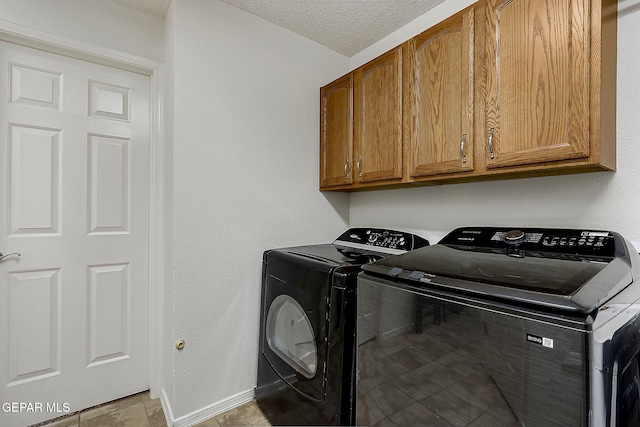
[483, 0, 590, 169]
[320, 74, 353, 188]
[354, 48, 403, 183]
[318, 0, 615, 191]
[405, 8, 475, 178]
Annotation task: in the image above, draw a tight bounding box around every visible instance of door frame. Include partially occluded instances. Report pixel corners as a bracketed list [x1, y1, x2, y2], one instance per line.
[0, 19, 166, 399]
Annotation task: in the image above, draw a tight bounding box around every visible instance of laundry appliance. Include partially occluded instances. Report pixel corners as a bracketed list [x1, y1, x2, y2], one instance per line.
[256, 228, 429, 426]
[357, 227, 640, 427]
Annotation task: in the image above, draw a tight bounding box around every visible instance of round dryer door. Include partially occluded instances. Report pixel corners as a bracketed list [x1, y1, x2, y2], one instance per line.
[266, 294, 317, 378]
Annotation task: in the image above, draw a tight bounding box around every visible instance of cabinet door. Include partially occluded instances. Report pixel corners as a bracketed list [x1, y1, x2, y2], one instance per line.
[406, 7, 475, 177]
[320, 74, 353, 188]
[484, 0, 590, 168]
[354, 48, 403, 183]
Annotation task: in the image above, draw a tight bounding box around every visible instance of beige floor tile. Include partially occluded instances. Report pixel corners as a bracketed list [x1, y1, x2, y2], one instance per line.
[41, 413, 80, 427]
[216, 401, 269, 427]
[192, 418, 222, 427]
[249, 403, 270, 426]
[142, 398, 162, 414]
[79, 402, 149, 427]
[40, 393, 271, 427]
[144, 398, 168, 427]
[79, 393, 144, 422]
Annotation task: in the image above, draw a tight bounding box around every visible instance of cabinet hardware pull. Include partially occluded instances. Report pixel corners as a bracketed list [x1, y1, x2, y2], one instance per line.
[461, 133, 467, 164]
[344, 157, 350, 178]
[357, 156, 362, 177]
[0, 252, 21, 262]
[488, 127, 496, 159]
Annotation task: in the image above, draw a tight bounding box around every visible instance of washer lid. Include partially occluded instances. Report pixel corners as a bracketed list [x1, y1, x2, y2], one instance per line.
[362, 227, 639, 313]
[278, 244, 386, 266]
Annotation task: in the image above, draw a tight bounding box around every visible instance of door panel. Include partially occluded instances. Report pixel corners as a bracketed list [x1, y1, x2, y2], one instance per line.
[354, 48, 403, 183]
[320, 74, 353, 188]
[9, 124, 61, 235]
[0, 40, 150, 427]
[87, 263, 130, 366]
[484, 0, 589, 167]
[88, 134, 130, 234]
[88, 81, 130, 121]
[407, 8, 475, 177]
[7, 269, 61, 386]
[10, 63, 62, 110]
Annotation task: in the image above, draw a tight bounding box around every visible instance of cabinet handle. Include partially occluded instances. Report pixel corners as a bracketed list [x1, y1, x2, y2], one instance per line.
[0, 252, 21, 262]
[357, 156, 362, 177]
[344, 157, 350, 178]
[460, 133, 467, 164]
[487, 127, 496, 159]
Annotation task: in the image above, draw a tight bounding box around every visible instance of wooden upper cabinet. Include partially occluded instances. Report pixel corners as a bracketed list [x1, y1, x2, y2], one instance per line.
[483, 0, 590, 169]
[354, 48, 403, 183]
[405, 6, 475, 178]
[320, 74, 353, 189]
[319, 0, 615, 191]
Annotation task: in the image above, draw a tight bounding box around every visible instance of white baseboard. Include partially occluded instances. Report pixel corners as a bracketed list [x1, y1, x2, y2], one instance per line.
[167, 389, 255, 427]
[160, 388, 175, 427]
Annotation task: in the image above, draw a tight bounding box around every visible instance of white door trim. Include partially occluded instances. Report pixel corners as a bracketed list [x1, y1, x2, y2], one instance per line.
[0, 19, 162, 73]
[0, 18, 166, 400]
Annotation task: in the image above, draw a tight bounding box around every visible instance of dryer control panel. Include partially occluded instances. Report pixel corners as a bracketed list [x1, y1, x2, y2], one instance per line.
[440, 227, 618, 257]
[334, 228, 429, 252]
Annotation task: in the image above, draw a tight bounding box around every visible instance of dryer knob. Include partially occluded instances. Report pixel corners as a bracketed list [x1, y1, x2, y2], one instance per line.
[505, 229, 525, 243]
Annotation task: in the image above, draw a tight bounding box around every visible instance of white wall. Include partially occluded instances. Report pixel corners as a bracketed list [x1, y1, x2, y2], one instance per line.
[167, 0, 349, 420]
[162, 0, 176, 417]
[348, 0, 640, 246]
[0, 0, 165, 61]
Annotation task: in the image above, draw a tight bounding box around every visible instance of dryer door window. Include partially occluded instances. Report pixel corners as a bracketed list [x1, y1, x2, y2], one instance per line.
[266, 294, 317, 378]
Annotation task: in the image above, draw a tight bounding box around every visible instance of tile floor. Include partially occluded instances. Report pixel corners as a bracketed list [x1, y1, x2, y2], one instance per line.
[37, 392, 271, 427]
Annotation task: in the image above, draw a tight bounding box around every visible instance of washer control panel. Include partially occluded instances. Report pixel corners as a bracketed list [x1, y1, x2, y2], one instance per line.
[441, 227, 617, 257]
[335, 228, 429, 251]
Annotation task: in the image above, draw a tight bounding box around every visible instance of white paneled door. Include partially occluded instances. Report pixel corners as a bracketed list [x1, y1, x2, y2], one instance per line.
[0, 41, 150, 427]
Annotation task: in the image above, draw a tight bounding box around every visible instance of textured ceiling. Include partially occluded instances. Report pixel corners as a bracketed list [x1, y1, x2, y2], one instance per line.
[219, 0, 447, 56]
[112, 0, 446, 57]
